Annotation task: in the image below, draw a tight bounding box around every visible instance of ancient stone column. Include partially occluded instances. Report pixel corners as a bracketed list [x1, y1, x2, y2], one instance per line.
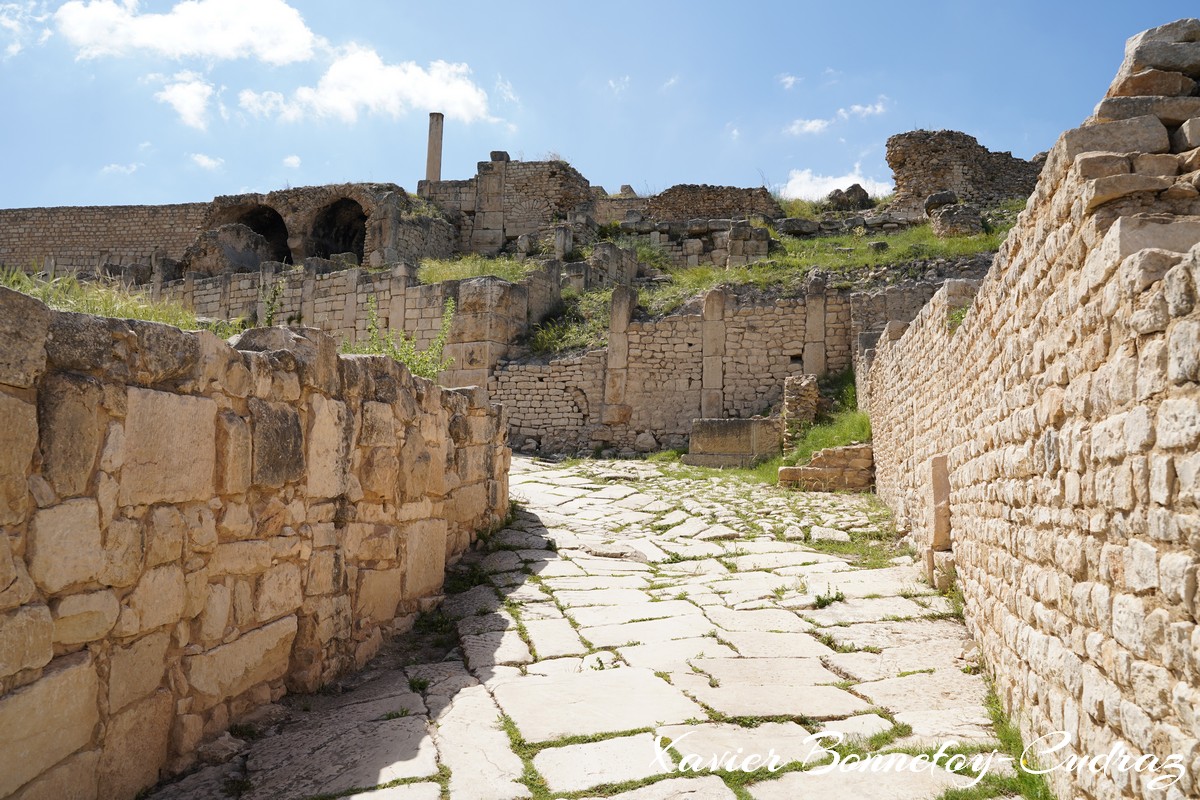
[425, 112, 444, 183]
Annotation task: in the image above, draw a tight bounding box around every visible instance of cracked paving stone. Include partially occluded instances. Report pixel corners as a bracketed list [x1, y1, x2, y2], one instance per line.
[617, 637, 739, 671]
[567, 599, 702, 628]
[819, 619, 969, 650]
[554, 588, 654, 606]
[746, 760, 974, 800]
[534, 733, 667, 793]
[578, 776, 736, 800]
[353, 783, 442, 800]
[433, 684, 529, 800]
[656, 721, 827, 767]
[491, 668, 704, 743]
[824, 639, 967, 682]
[243, 715, 438, 800]
[689, 656, 840, 686]
[702, 606, 809, 633]
[715, 630, 827, 658]
[580, 614, 717, 648]
[461, 629, 533, 669]
[523, 617, 588, 658]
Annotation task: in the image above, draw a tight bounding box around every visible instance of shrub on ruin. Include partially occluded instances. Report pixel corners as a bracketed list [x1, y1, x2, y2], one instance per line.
[342, 295, 455, 380]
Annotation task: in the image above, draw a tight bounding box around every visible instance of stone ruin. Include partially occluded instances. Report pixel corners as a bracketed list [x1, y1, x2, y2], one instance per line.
[886, 129, 1044, 213]
[0, 283, 510, 798]
[0, 17, 1198, 800]
[863, 18, 1200, 800]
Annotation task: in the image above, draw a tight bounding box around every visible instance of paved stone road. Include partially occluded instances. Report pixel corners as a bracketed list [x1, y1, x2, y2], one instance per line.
[154, 456, 1003, 800]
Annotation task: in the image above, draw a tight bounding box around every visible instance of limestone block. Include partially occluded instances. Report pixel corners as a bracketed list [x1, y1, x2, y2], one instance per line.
[0, 392, 37, 525]
[360, 401, 396, 446]
[307, 394, 350, 500]
[183, 615, 297, 710]
[38, 374, 102, 500]
[1083, 174, 1173, 211]
[120, 388, 216, 505]
[360, 447, 400, 500]
[216, 411, 252, 495]
[0, 604, 53, 678]
[1168, 319, 1200, 383]
[1094, 96, 1200, 127]
[9, 749, 99, 800]
[926, 455, 952, 551]
[306, 550, 339, 596]
[97, 689, 172, 800]
[0, 652, 100, 799]
[1074, 153, 1130, 180]
[199, 584, 232, 644]
[256, 562, 302, 623]
[1061, 115, 1170, 160]
[209, 541, 273, 576]
[250, 399, 304, 488]
[100, 518, 144, 589]
[357, 567, 405, 623]
[108, 630, 169, 713]
[1156, 397, 1200, 449]
[403, 521, 447, 600]
[28, 499, 103, 594]
[146, 506, 185, 568]
[0, 287, 49, 390]
[126, 565, 186, 634]
[1108, 68, 1197, 98]
[51, 590, 118, 645]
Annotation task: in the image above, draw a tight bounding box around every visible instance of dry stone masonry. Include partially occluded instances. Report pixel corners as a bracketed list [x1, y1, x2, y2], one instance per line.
[864, 19, 1200, 800]
[887, 129, 1043, 213]
[0, 288, 509, 800]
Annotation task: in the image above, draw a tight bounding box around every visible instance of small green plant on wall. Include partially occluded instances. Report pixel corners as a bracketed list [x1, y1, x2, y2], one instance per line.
[342, 296, 455, 381]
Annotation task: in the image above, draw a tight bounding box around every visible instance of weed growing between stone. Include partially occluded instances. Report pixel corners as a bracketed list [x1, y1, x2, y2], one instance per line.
[417, 253, 539, 284]
[341, 295, 454, 379]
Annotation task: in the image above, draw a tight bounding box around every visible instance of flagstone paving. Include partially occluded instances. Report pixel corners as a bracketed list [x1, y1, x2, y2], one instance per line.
[150, 456, 1005, 800]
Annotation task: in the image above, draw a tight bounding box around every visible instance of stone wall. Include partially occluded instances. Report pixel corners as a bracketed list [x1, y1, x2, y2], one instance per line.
[0, 290, 509, 800]
[645, 184, 783, 221]
[490, 285, 855, 455]
[0, 204, 210, 273]
[863, 21, 1200, 799]
[886, 130, 1042, 213]
[419, 156, 594, 255]
[615, 218, 772, 269]
[778, 443, 874, 492]
[159, 261, 561, 390]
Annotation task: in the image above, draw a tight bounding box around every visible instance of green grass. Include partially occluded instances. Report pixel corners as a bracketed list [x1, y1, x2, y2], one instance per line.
[417, 253, 541, 285]
[526, 287, 613, 355]
[639, 223, 1002, 317]
[1, 268, 221, 330]
[781, 410, 871, 467]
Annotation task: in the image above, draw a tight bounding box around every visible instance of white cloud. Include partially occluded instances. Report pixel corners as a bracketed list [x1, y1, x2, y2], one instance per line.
[780, 163, 892, 200]
[495, 74, 519, 105]
[838, 96, 888, 119]
[137, 140, 152, 150]
[100, 161, 140, 175]
[1, 1, 51, 59]
[785, 118, 830, 136]
[282, 154, 300, 168]
[729, 126, 740, 141]
[190, 152, 223, 170]
[607, 75, 630, 96]
[239, 44, 490, 123]
[54, 0, 319, 65]
[661, 75, 678, 91]
[778, 73, 799, 90]
[154, 70, 213, 129]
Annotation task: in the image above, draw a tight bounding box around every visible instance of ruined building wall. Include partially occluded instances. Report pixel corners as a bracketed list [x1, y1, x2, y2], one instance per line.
[864, 25, 1200, 798]
[645, 185, 783, 221]
[419, 157, 593, 254]
[0, 204, 210, 273]
[490, 286, 855, 454]
[886, 130, 1042, 212]
[160, 262, 561, 390]
[0, 290, 509, 800]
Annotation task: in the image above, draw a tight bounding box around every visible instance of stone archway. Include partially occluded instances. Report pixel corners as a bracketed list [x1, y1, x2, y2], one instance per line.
[310, 198, 367, 263]
[210, 203, 292, 264]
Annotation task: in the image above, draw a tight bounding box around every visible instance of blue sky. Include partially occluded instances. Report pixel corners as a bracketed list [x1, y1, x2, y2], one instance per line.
[0, 2, 1195, 208]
